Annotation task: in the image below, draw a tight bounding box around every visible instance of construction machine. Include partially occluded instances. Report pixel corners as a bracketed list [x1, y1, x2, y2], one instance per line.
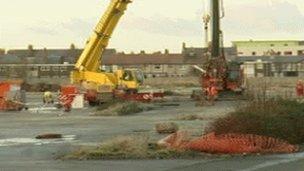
[71, 0, 139, 104]
[70, 0, 162, 105]
[192, 0, 244, 102]
[201, 0, 243, 94]
[0, 80, 25, 111]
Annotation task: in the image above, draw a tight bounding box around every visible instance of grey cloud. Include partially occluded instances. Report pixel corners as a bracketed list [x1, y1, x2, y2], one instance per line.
[121, 1, 304, 38]
[24, 1, 304, 41]
[60, 18, 94, 37]
[223, 1, 304, 36]
[27, 25, 58, 36]
[121, 15, 202, 37]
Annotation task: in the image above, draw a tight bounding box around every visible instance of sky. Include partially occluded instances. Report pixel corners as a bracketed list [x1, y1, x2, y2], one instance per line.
[0, 0, 304, 53]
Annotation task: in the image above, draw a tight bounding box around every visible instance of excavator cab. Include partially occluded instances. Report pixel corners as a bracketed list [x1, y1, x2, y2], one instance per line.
[114, 69, 144, 92]
[121, 70, 138, 92]
[131, 69, 145, 85]
[226, 62, 244, 92]
[121, 70, 135, 81]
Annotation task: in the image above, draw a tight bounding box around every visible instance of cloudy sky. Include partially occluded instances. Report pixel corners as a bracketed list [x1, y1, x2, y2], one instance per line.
[0, 0, 303, 52]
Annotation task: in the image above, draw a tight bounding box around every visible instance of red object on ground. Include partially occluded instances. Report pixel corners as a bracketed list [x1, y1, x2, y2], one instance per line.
[207, 85, 218, 97]
[0, 98, 23, 111]
[59, 85, 78, 112]
[296, 81, 304, 97]
[0, 81, 24, 111]
[85, 89, 98, 103]
[117, 92, 165, 102]
[114, 91, 165, 103]
[158, 132, 299, 154]
[60, 85, 78, 96]
[0, 83, 11, 98]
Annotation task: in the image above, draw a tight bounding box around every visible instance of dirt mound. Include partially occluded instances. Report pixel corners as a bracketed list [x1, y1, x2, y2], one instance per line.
[36, 133, 62, 139]
[155, 122, 179, 134]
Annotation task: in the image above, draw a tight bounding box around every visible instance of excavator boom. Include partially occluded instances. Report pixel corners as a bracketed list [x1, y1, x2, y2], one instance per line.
[70, 0, 143, 104]
[74, 0, 131, 72]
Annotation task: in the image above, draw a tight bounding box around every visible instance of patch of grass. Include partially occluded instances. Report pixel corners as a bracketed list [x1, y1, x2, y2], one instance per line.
[117, 102, 144, 115]
[64, 135, 205, 160]
[163, 90, 183, 96]
[175, 114, 205, 121]
[96, 99, 123, 111]
[207, 98, 304, 144]
[94, 101, 144, 116]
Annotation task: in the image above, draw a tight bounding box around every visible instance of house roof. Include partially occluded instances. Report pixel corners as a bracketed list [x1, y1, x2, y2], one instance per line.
[103, 53, 207, 65]
[5, 48, 117, 64]
[0, 54, 22, 64]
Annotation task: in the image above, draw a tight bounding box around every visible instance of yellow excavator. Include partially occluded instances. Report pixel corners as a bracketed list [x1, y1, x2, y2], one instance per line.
[71, 0, 145, 104]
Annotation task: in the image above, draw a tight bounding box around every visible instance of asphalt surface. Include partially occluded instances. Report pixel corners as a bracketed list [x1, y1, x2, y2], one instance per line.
[0, 93, 303, 171]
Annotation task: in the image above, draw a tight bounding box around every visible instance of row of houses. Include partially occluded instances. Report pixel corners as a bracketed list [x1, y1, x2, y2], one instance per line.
[0, 43, 212, 80]
[1, 40, 304, 82]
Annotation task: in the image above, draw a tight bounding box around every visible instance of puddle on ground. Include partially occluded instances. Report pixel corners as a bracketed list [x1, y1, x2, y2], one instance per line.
[0, 135, 76, 147]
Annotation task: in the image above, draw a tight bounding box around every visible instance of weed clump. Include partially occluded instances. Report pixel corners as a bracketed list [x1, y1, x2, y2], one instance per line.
[155, 122, 179, 134]
[207, 99, 304, 144]
[94, 101, 144, 116]
[65, 135, 203, 160]
[117, 102, 144, 115]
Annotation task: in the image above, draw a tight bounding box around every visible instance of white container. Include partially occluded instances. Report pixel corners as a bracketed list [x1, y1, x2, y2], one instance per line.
[71, 94, 84, 109]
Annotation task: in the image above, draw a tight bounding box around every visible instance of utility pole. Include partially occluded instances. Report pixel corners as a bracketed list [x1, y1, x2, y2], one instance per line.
[203, 0, 210, 48]
[211, 0, 220, 58]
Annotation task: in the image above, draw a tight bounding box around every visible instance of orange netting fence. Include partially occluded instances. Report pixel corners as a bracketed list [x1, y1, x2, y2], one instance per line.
[158, 131, 299, 154]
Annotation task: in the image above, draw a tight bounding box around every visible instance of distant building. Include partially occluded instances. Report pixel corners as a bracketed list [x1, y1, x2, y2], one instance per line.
[0, 44, 209, 81]
[235, 56, 304, 78]
[0, 46, 116, 82]
[3, 41, 304, 81]
[104, 52, 206, 78]
[182, 45, 237, 61]
[5, 47, 116, 64]
[232, 40, 304, 57]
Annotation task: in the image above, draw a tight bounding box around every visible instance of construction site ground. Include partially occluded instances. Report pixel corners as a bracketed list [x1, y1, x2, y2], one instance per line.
[0, 91, 304, 171]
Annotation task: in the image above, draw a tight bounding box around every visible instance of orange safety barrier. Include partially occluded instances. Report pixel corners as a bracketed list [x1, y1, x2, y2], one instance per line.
[0, 83, 11, 98]
[0, 81, 24, 111]
[158, 132, 299, 154]
[59, 85, 79, 112]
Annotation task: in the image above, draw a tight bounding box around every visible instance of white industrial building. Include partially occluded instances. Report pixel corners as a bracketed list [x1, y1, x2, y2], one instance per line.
[232, 40, 304, 57]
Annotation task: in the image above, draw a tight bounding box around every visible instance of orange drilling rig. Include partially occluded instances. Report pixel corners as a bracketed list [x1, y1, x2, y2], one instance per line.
[195, 0, 244, 101]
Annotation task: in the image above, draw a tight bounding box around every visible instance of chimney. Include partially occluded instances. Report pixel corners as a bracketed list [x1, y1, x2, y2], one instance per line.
[0, 49, 5, 55]
[182, 42, 186, 49]
[164, 49, 169, 55]
[70, 43, 76, 50]
[27, 44, 34, 57]
[43, 47, 48, 64]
